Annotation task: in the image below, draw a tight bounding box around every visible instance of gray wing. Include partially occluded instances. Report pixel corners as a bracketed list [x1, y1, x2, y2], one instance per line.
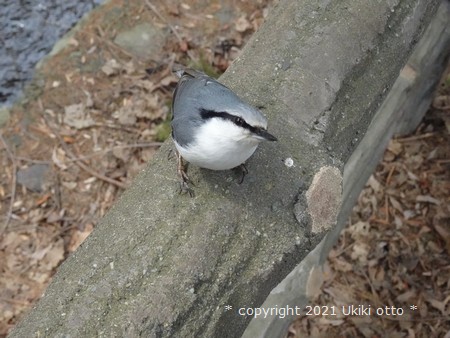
[171, 69, 232, 147]
[172, 68, 247, 113]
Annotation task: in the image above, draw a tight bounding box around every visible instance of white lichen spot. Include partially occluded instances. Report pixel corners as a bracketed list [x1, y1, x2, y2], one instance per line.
[284, 157, 294, 167]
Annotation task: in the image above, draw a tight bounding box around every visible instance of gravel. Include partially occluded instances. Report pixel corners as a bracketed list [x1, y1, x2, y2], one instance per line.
[0, 0, 104, 106]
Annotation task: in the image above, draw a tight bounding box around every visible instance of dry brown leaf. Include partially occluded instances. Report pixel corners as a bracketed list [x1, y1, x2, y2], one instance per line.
[52, 147, 68, 170]
[235, 15, 252, 32]
[41, 239, 65, 270]
[112, 147, 132, 162]
[63, 103, 95, 129]
[332, 258, 353, 272]
[389, 196, 403, 213]
[348, 221, 370, 240]
[426, 296, 450, 315]
[68, 224, 94, 252]
[416, 194, 441, 205]
[396, 290, 416, 302]
[350, 242, 369, 264]
[367, 175, 381, 192]
[388, 139, 403, 155]
[101, 59, 122, 76]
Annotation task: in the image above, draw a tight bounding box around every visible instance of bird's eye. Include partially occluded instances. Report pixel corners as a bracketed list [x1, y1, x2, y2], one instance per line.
[234, 117, 244, 126]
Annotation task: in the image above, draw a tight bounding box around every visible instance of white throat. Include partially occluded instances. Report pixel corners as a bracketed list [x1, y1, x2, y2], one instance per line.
[175, 118, 262, 170]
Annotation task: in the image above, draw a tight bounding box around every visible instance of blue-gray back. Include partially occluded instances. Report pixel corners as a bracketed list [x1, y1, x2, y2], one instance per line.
[171, 69, 264, 147]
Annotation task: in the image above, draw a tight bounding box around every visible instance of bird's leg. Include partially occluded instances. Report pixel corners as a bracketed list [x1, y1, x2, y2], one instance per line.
[176, 150, 194, 197]
[238, 163, 248, 184]
[176, 150, 189, 183]
[167, 148, 174, 160]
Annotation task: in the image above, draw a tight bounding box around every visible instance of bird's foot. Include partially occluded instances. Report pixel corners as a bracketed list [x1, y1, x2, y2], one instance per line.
[237, 163, 248, 184]
[176, 151, 195, 197]
[167, 148, 175, 160]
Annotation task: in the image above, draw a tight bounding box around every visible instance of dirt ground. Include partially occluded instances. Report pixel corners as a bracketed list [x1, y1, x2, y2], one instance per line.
[0, 0, 449, 337]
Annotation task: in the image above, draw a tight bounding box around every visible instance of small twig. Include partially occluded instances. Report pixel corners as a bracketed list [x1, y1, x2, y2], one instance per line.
[431, 103, 450, 110]
[0, 131, 17, 233]
[330, 241, 355, 258]
[384, 194, 389, 224]
[94, 122, 141, 133]
[0, 296, 30, 306]
[43, 117, 128, 190]
[103, 38, 136, 62]
[144, 1, 183, 41]
[144, 0, 197, 62]
[54, 172, 62, 210]
[14, 157, 51, 164]
[64, 144, 128, 189]
[396, 133, 435, 142]
[359, 270, 381, 306]
[66, 142, 163, 162]
[385, 164, 396, 186]
[49, 224, 79, 242]
[369, 216, 391, 225]
[16, 142, 163, 164]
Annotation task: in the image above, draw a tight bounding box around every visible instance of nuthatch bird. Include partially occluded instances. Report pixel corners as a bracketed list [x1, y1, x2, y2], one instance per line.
[171, 68, 277, 194]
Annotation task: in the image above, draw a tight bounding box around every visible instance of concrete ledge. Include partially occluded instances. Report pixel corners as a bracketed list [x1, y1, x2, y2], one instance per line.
[243, 2, 450, 336]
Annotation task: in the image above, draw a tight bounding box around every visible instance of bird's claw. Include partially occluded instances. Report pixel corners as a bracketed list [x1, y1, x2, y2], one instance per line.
[179, 179, 195, 197]
[238, 163, 248, 184]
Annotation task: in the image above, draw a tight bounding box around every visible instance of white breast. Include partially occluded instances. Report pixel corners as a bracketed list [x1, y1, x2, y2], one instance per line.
[174, 118, 261, 170]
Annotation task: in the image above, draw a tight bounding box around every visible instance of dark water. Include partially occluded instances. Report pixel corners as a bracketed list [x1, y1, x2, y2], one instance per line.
[1, 0, 104, 106]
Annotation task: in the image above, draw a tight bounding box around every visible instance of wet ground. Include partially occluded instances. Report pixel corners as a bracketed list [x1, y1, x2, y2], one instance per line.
[1, 0, 103, 106]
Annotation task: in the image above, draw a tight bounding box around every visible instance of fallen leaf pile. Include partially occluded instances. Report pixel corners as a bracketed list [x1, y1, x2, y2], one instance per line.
[288, 71, 450, 337]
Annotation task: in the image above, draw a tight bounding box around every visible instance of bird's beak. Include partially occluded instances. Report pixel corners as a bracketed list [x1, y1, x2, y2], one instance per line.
[255, 128, 277, 142]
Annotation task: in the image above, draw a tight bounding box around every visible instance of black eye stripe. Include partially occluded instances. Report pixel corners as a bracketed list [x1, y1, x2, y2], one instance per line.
[234, 116, 245, 126]
[199, 108, 259, 134]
